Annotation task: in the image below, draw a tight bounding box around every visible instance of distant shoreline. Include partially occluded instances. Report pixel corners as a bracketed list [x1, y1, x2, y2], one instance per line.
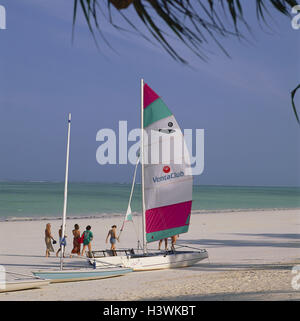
[1, 182, 299, 222]
[1, 207, 299, 223]
[1, 181, 300, 188]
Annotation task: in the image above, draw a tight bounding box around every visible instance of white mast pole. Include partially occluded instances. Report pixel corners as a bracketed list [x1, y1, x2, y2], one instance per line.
[141, 78, 147, 253]
[60, 113, 71, 270]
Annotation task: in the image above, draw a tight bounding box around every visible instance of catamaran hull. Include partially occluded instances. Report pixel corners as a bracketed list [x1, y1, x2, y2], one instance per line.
[92, 250, 208, 271]
[0, 279, 50, 293]
[32, 267, 132, 283]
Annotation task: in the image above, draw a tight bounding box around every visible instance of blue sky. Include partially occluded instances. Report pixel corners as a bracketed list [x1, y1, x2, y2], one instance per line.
[0, 0, 299, 186]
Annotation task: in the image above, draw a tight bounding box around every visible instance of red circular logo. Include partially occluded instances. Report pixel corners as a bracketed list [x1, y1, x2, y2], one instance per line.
[163, 166, 170, 173]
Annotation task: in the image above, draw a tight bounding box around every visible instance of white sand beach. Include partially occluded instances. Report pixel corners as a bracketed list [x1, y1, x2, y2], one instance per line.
[0, 209, 299, 301]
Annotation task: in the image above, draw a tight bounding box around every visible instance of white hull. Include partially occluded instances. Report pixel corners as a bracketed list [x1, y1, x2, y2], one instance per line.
[0, 279, 50, 293]
[91, 250, 208, 271]
[32, 267, 132, 283]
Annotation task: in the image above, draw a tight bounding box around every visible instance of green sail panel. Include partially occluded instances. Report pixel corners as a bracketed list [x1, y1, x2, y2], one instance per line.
[144, 98, 172, 128]
[146, 225, 189, 243]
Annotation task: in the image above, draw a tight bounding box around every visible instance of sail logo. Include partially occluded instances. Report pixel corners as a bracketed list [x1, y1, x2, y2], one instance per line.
[0, 5, 6, 30]
[153, 171, 184, 183]
[163, 166, 170, 173]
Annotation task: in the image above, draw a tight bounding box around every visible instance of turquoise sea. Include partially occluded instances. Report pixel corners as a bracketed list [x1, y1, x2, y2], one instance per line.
[0, 182, 299, 221]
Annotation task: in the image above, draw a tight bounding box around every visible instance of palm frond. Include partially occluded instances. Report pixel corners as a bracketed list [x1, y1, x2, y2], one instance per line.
[72, 1, 300, 124]
[72, 0, 297, 63]
[291, 84, 300, 125]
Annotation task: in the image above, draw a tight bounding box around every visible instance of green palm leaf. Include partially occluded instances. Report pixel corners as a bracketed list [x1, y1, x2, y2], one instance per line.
[291, 84, 300, 124]
[72, 1, 300, 123]
[72, 0, 297, 62]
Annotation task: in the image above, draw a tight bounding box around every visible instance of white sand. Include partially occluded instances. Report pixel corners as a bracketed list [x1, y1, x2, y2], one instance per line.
[0, 209, 300, 301]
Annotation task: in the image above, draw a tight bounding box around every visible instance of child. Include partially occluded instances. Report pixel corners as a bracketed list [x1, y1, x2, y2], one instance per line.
[56, 225, 67, 258]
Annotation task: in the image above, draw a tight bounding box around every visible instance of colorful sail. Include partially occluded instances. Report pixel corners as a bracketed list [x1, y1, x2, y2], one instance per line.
[143, 83, 193, 243]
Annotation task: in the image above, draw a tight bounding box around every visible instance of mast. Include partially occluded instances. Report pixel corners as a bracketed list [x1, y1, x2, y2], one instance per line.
[141, 78, 147, 253]
[60, 113, 71, 270]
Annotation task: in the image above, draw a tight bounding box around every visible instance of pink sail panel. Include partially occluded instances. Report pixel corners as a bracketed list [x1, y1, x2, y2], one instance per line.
[144, 83, 160, 109]
[145, 201, 192, 233]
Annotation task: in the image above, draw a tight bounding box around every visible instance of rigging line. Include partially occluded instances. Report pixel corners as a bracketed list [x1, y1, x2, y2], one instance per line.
[118, 156, 140, 244]
[64, 252, 124, 268]
[5, 271, 41, 279]
[175, 244, 207, 251]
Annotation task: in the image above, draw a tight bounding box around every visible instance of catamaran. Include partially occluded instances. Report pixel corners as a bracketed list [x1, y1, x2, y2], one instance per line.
[32, 114, 133, 282]
[0, 271, 50, 293]
[91, 80, 208, 271]
[0, 279, 50, 293]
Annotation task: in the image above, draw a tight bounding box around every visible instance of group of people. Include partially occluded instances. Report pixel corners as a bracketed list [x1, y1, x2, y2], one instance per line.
[45, 223, 178, 257]
[44, 223, 119, 257]
[44, 223, 94, 258]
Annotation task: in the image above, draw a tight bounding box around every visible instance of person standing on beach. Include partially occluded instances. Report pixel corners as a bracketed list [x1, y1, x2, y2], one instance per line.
[70, 224, 81, 257]
[81, 225, 93, 257]
[45, 223, 55, 257]
[56, 225, 67, 258]
[106, 225, 119, 256]
[171, 235, 179, 250]
[158, 238, 168, 251]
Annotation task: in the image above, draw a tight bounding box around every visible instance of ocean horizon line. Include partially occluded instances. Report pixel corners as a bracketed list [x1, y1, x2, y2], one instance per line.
[1, 207, 299, 223]
[0, 180, 300, 188]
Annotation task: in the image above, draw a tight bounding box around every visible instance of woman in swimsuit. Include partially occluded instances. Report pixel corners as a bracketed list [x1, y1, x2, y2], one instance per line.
[106, 225, 119, 256]
[81, 225, 93, 257]
[70, 224, 81, 257]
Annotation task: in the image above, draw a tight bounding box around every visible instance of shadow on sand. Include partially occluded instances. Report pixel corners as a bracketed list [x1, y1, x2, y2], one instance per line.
[175, 261, 297, 273]
[178, 232, 300, 249]
[139, 289, 300, 301]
